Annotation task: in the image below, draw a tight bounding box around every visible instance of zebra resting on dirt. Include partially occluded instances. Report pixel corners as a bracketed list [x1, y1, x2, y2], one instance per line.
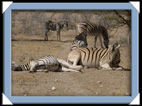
[76, 22, 109, 49]
[12, 55, 79, 73]
[70, 32, 88, 51]
[70, 40, 87, 51]
[58, 43, 124, 71]
[45, 20, 68, 41]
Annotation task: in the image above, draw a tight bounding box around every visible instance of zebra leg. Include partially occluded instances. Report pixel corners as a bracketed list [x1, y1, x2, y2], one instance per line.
[100, 62, 123, 70]
[70, 55, 83, 70]
[56, 31, 58, 40]
[29, 61, 38, 73]
[57, 58, 83, 71]
[100, 63, 112, 70]
[112, 66, 124, 70]
[36, 69, 49, 72]
[59, 32, 61, 41]
[36, 66, 49, 72]
[94, 36, 98, 48]
[57, 31, 60, 41]
[99, 34, 104, 49]
[45, 30, 48, 41]
[58, 66, 80, 72]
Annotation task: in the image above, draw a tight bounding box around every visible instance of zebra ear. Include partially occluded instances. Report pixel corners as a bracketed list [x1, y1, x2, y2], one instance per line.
[113, 44, 121, 51]
[115, 44, 121, 50]
[12, 61, 16, 65]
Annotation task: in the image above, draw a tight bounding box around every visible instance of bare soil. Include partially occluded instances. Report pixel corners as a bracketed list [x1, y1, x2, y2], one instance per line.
[11, 30, 131, 96]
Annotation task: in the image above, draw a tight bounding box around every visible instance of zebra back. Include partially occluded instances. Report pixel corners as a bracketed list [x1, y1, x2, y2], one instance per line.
[57, 21, 68, 30]
[77, 22, 109, 48]
[12, 56, 59, 71]
[68, 43, 120, 68]
[77, 22, 108, 37]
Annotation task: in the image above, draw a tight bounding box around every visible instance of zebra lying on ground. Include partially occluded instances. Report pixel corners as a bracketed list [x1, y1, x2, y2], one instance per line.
[70, 40, 87, 51]
[12, 55, 79, 72]
[12, 44, 127, 73]
[70, 32, 88, 51]
[58, 43, 123, 71]
[76, 22, 109, 49]
[45, 20, 68, 41]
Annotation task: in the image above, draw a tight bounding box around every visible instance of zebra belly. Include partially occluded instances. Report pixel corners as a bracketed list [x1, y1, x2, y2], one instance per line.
[80, 58, 100, 68]
[37, 65, 59, 71]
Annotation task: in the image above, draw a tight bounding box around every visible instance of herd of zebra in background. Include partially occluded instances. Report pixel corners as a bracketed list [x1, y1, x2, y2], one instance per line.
[45, 21, 109, 49]
[12, 20, 127, 72]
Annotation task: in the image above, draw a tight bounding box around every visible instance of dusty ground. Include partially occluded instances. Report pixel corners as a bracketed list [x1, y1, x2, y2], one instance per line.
[11, 29, 131, 96]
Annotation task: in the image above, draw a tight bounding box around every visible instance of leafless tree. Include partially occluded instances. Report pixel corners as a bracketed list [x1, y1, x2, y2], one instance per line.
[113, 10, 131, 44]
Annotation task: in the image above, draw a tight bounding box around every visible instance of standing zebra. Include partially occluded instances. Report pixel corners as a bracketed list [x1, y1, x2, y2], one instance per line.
[45, 20, 68, 41]
[12, 55, 79, 72]
[58, 43, 123, 71]
[76, 22, 109, 48]
[70, 32, 88, 50]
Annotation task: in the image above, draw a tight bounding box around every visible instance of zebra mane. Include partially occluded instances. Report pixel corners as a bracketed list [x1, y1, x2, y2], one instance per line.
[75, 32, 87, 42]
[57, 21, 68, 26]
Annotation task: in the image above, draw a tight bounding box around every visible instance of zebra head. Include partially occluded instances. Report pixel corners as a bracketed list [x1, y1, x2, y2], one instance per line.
[59, 21, 69, 30]
[75, 32, 87, 43]
[108, 43, 121, 63]
[70, 40, 87, 51]
[45, 20, 53, 29]
[45, 20, 52, 25]
[11, 61, 22, 71]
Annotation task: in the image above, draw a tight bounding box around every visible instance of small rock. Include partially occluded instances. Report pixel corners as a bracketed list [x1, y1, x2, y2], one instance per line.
[97, 81, 102, 84]
[52, 86, 56, 91]
[55, 79, 58, 82]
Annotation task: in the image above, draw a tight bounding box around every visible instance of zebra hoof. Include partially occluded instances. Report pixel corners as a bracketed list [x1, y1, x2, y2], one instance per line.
[97, 67, 102, 70]
[29, 71, 35, 73]
[44, 71, 49, 73]
[84, 66, 89, 69]
[112, 68, 116, 71]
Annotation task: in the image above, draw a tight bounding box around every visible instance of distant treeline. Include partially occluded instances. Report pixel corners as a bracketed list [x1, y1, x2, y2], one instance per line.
[12, 10, 131, 40]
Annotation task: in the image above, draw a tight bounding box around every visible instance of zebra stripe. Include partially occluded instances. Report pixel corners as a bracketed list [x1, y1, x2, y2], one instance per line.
[12, 56, 59, 72]
[70, 40, 87, 51]
[67, 43, 121, 69]
[45, 20, 68, 41]
[77, 22, 109, 48]
[70, 32, 88, 50]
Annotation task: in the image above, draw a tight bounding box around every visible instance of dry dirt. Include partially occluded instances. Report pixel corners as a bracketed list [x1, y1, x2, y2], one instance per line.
[11, 29, 131, 96]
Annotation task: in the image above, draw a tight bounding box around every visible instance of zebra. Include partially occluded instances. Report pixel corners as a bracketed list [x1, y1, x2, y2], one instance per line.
[109, 43, 121, 69]
[70, 32, 88, 51]
[76, 22, 109, 49]
[45, 20, 69, 41]
[70, 40, 87, 51]
[58, 43, 123, 71]
[12, 55, 79, 72]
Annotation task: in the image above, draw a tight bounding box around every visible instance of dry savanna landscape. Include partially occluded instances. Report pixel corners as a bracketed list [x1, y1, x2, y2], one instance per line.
[11, 10, 131, 96]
